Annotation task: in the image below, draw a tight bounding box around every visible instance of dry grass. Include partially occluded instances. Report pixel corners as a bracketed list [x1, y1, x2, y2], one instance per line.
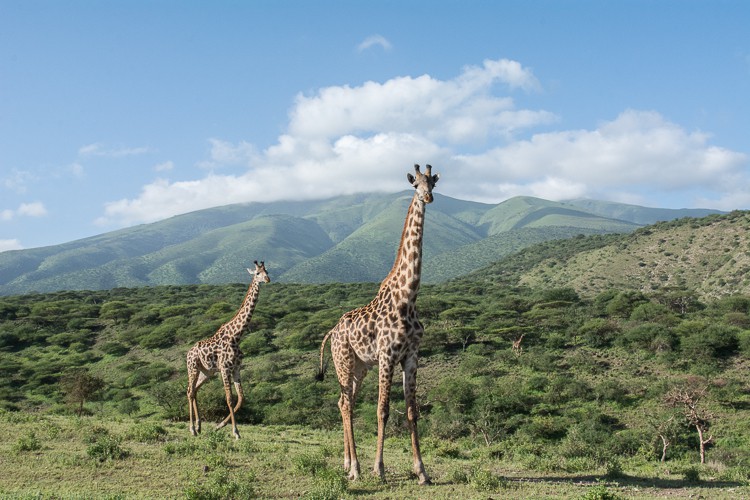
[1, 412, 747, 499]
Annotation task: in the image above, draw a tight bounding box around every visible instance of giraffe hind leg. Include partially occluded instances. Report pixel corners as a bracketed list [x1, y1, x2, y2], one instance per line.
[217, 375, 244, 430]
[190, 371, 210, 435]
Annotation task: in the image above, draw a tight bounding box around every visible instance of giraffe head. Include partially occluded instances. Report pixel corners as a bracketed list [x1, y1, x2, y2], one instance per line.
[407, 164, 440, 204]
[247, 260, 271, 283]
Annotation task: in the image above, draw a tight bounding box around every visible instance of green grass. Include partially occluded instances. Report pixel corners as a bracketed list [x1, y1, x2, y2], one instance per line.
[1, 413, 747, 499]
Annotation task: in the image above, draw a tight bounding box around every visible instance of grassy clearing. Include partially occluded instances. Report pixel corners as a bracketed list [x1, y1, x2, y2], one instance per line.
[1, 413, 747, 499]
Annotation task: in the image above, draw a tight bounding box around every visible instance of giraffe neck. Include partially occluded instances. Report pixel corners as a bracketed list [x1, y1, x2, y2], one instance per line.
[381, 192, 426, 301]
[223, 277, 261, 339]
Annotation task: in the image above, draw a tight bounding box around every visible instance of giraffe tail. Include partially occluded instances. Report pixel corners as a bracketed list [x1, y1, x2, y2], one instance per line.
[316, 328, 335, 381]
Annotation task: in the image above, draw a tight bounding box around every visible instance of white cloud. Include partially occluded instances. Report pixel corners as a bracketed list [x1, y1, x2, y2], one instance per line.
[97, 59, 750, 228]
[154, 161, 174, 172]
[2, 169, 35, 194]
[0, 239, 23, 252]
[17, 202, 48, 217]
[450, 110, 749, 204]
[1, 202, 48, 221]
[79, 143, 151, 157]
[197, 139, 258, 169]
[357, 35, 392, 52]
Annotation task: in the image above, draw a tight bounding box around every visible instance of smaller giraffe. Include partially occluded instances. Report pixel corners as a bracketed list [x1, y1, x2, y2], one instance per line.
[186, 261, 270, 439]
[512, 333, 525, 356]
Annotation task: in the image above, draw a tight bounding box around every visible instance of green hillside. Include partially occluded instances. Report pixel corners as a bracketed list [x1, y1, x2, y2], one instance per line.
[1, 228, 749, 497]
[470, 211, 750, 300]
[0, 193, 723, 295]
[566, 198, 722, 225]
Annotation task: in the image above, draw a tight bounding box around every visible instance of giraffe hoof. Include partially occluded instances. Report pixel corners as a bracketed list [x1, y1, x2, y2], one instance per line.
[418, 474, 432, 486]
[372, 467, 386, 483]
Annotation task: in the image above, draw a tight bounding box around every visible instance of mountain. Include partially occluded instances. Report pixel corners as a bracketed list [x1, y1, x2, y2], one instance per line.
[0, 193, 722, 295]
[563, 198, 723, 225]
[467, 211, 749, 300]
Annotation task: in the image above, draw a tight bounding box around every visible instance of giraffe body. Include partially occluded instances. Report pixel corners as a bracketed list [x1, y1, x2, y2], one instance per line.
[319, 165, 439, 485]
[186, 261, 270, 439]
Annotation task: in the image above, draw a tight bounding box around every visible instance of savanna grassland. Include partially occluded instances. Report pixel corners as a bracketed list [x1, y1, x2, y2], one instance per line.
[2, 221, 750, 499]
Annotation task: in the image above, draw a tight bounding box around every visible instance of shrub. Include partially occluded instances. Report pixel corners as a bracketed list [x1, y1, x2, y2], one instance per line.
[184, 467, 256, 500]
[302, 466, 347, 500]
[469, 466, 507, 492]
[679, 323, 739, 360]
[126, 422, 168, 443]
[100, 341, 130, 356]
[13, 431, 41, 453]
[87, 435, 129, 462]
[580, 483, 622, 500]
[294, 451, 328, 475]
[680, 464, 702, 483]
[579, 318, 619, 348]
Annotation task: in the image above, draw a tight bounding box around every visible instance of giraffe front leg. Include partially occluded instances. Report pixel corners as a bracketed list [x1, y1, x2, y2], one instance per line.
[403, 357, 430, 485]
[373, 361, 394, 482]
[219, 372, 240, 439]
[187, 370, 201, 436]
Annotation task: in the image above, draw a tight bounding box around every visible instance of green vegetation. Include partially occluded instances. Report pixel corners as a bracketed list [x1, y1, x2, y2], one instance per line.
[2, 213, 750, 497]
[0, 193, 719, 295]
[1, 275, 749, 496]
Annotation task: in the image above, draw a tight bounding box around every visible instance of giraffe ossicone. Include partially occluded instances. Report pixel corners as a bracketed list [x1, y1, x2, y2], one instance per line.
[186, 260, 270, 439]
[318, 164, 439, 485]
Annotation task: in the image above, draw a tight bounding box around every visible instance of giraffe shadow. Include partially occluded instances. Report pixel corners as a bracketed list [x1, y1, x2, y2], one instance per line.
[507, 473, 745, 490]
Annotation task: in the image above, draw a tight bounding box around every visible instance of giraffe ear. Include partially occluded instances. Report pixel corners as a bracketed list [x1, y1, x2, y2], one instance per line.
[246, 268, 253, 275]
[432, 173, 440, 184]
[407, 173, 416, 184]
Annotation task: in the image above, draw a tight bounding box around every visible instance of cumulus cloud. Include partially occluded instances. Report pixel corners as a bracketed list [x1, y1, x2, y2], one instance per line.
[2, 169, 36, 194]
[17, 202, 48, 217]
[154, 161, 174, 172]
[357, 35, 392, 52]
[97, 58, 749, 227]
[0, 239, 23, 252]
[196, 139, 259, 170]
[450, 110, 749, 205]
[1, 201, 48, 221]
[79, 143, 151, 157]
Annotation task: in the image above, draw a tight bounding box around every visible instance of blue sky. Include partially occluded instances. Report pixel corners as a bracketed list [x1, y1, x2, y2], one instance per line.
[1, 1, 749, 251]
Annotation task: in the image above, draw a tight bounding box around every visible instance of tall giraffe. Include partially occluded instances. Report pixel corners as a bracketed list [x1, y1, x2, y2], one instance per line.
[186, 260, 270, 439]
[318, 164, 439, 485]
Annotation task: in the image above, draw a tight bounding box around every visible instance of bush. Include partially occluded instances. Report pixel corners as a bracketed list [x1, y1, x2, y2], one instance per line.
[184, 467, 256, 500]
[304, 466, 347, 500]
[87, 435, 129, 462]
[294, 451, 328, 475]
[126, 422, 168, 443]
[580, 483, 622, 500]
[579, 319, 619, 348]
[679, 323, 739, 360]
[469, 466, 507, 492]
[13, 431, 41, 453]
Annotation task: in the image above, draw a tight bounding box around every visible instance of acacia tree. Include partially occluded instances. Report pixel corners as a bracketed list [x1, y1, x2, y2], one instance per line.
[644, 409, 680, 462]
[60, 368, 105, 416]
[664, 385, 714, 464]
